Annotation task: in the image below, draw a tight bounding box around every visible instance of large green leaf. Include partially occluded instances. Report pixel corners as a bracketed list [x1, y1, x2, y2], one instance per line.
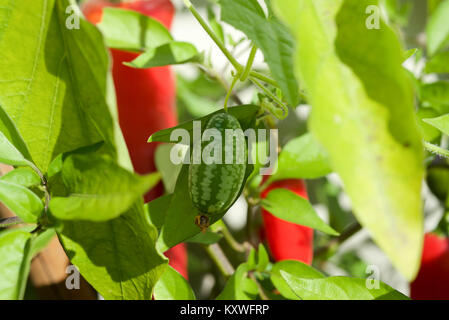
[98, 7, 172, 51]
[0, 228, 33, 300]
[423, 114, 449, 136]
[176, 73, 225, 118]
[281, 272, 409, 300]
[49, 153, 160, 221]
[427, 0, 449, 56]
[216, 264, 258, 300]
[274, 0, 424, 280]
[425, 51, 449, 74]
[185, 229, 223, 245]
[155, 144, 183, 194]
[271, 260, 325, 300]
[0, 167, 41, 188]
[126, 41, 201, 68]
[0, 180, 43, 223]
[219, 0, 299, 106]
[59, 202, 167, 300]
[428, 0, 445, 16]
[154, 266, 195, 300]
[98, 8, 200, 68]
[420, 81, 449, 113]
[417, 108, 441, 142]
[0, 0, 117, 172]
[262, 189, 338, 235]
[268, 133, 332, 182]
[0, 0, 166, 299]
[154, 165, 209, 252]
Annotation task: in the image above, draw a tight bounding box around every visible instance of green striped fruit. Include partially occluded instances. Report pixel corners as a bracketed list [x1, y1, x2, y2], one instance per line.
[189, 113, 247, 229]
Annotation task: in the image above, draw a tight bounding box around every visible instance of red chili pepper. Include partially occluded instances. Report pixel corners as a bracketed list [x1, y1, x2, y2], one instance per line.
[410, 233, 449, 300]
[260, 178, 314, 265]
[83, 0, 187, 279]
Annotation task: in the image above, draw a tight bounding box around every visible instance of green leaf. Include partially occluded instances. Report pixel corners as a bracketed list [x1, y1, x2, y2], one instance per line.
[0, 0, 164, 300]
[0, 0, 118, 172]
[422, 114, 449, 135]
[256, 244, 269, 272]
[154, 266, 195, 300]
[403, 48, 418, 61]
[242, 277, 260, 299]
[0, 167, 41, 188]
[274, 0, 424, 280]
[247, 248, 257, 269]
[417, 108, 441, 142]
[383, 0, 412, 26]
[98, 7, 172, 51]
[425, 51, 449, 74]
[0, 131, 34, 168]
[0, 181, 43, 223]
[219, 0, 299, 106]
[98, 8, 200, 69]
[30, 228, 56, 257]
[281, 272, 409, 300]
[146, 194, 173, 234]
[46, 141, 106, 179]
[59, 202, 168, 300]
[185, 230, 223, 245]
[262, 188, 339, 236]
[427, 165, 449, 201]
[271, 260, 325, 300]
[427, 0, 449, 56]
[155, 144, 183, 193]
[148, 105, 259, 144]
[0, 228, 33, 300]
[420, 81, 449, 112]
[269, 133, 332, 182]
[428, 0, 445, 16]
[156, 165, 220, 252]
[0, 105, 32, 162]
[126, 41, 201, 68]
[216, 263, 255, 300]
[176, 75, 222, 118]
[49, 154, 160, 221]
[147, 192, 224, 246]
[423, 114, 449, 136]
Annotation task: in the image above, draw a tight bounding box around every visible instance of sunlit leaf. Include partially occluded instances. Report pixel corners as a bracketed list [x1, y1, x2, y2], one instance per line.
[274, 0, 424, 280]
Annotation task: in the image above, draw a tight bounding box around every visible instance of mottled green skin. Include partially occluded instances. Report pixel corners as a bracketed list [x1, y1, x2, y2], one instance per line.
[189, 113, 247, 217]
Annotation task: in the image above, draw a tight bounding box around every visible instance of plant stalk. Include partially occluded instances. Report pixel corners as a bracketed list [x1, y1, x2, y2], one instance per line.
[205, 243, 235, 277]
[424, 141, 449, 159]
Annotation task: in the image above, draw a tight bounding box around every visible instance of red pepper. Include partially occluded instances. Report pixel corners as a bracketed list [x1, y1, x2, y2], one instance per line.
[83, 0, 187, 279]
[260, 178, 314, 265]
[410, 233, 449, 300]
